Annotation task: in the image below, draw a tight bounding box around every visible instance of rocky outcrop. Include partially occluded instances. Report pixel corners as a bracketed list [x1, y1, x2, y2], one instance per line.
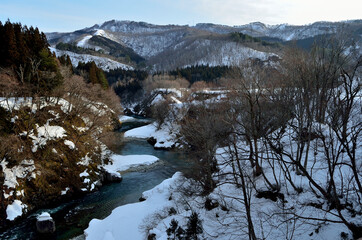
[147, 137, 157, 146]
[100, 169, 123, 183]
[36, 212, 56, 234]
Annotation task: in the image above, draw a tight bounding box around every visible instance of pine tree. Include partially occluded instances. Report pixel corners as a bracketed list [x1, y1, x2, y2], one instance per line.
[58, 55, 66, 65]
[0, 21, 5, 66]
[167, 219, 179, 240]
[89, 62, 98, 84]
[39, 48, 58, 72]
[4, 20, 19, 67]
[13, 23, 28, 66]
[186, 212, 203, 240]
[166, 219, 185, 240]
[66, 55, 72, 66]
[96, 68, 109, 90]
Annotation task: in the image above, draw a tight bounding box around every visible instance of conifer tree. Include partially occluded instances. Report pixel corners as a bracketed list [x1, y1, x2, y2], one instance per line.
[0, 21, 5, 66]
[89, 61, 98, 84]
[186, 212, 203, 240]
[4, 21, 19, 67]
[96, 68, 109, 89]
[66, 55, 72, 66]
[14, 23, 28, 65]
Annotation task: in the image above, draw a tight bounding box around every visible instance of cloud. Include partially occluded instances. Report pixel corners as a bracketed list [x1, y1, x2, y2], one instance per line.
[281, 0, 362, 24]
[164, 0, 362, 25]
[171, 0, 291, 25]
[1, 0, 361, 32]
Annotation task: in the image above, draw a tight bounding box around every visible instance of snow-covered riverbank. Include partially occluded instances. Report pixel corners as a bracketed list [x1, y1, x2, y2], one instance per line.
[124, 123, 177, 149]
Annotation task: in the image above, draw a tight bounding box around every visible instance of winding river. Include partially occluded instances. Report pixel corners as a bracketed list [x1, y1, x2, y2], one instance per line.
[0, 119, 188, 240]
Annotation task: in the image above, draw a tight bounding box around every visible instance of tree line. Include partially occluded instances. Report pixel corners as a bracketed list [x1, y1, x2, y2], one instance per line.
[0, 20, 62, 95]
[169, 65, 232, 85]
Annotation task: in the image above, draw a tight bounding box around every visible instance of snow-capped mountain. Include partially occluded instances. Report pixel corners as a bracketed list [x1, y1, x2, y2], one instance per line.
[95, 20, 186, 34]
[195, 20, 362, 41]
[46, 19, 362, 71]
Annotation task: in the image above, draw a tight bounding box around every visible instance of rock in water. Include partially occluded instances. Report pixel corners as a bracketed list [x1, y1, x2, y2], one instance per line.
[105, 171, 123, 182]
[147, 137, 157, 146]
[36, 212, 56, 233]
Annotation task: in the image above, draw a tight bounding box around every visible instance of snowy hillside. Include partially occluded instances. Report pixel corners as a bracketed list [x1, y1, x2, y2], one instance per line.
[196, 20, 362, 41]
[94, 20, 185, 34]
[50, 47, 133, 71]
[84, 80, 362, 240]
[118, 29, 188, 58]
[148, 39, 277, 71]
[0, 95, 120, 221]
[46, 19, 362, 71]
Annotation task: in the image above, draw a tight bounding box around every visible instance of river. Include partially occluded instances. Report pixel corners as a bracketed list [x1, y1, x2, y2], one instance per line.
[0, 119, 188, 239]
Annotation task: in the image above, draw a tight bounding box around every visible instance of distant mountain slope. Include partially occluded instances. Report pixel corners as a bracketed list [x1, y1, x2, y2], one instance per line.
[46, 19, 362, 71]
[50, 47, 133, 71]
[195, 20, 362, 41]
[148, 37, 277, 71]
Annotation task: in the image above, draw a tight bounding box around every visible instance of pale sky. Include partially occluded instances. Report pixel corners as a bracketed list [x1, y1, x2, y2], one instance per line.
[0, 0, 361, 32]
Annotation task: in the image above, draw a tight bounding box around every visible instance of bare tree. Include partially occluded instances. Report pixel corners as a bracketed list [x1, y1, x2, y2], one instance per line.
[178, 99, 231, 194]
[265, 36, 362, 238]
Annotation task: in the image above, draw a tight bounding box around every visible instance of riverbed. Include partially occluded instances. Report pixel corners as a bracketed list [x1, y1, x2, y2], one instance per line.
[0, 119, 188, 240]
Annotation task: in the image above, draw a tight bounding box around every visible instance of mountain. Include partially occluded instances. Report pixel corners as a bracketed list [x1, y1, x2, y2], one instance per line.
[195, 20, 362, 40]
[46, 20, 362, 71]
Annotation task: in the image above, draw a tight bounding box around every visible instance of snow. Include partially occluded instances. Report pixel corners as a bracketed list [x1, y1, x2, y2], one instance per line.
[6, 200, 26, 221]
[94, 29, 107, 37]
[37, 123, 66, 139]
[77, 35, 92, 47]
[124, 123, 176, 149]
[154, 88, 183, 98]
[201, 21, 339, 41]
[78, 154, 92, 166]
[37, 212, 53, 221]
[151, 94, 164, 105]
[30, 123, 67, 152]
[64, 140, 76, 150]
[124, 123, 156, 138]
[50, 47, 133, 71]
[1, 159, 36, 189]
[84, 172, 183, 240]
[86, 79, 360, 239]
[0, 97, 72, 114]
[80, 170, 89, 177]
[61, 187, 70, 195]
[104, 154, 159, 173]
[118, 115, 135, 122]
[170, 96, 182, 104]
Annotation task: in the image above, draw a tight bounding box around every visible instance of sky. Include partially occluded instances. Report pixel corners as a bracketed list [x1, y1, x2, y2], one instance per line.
[0, 0, 361, 32]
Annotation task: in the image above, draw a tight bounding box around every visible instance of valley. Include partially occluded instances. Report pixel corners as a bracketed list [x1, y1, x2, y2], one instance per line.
[0, 17, 361, 240]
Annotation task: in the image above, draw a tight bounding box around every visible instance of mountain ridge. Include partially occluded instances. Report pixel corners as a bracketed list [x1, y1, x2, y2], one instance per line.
[46, 19, 362, 71]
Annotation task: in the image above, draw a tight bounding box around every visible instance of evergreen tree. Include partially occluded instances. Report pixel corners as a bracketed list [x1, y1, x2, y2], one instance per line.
[186, 212, 203, 240]
[13, 23, 29, 66]
[167, 219, 179, 240]
[96, 69, 109, 90]
[88, 61, 98, 85]
[66, 55, 72, 66]
[166, 219, 186, 240]
[0, 21, 5, 66]
[58, 55, 66, 65]
[4, 20, 19, 67]
[39, 48, 57, 72]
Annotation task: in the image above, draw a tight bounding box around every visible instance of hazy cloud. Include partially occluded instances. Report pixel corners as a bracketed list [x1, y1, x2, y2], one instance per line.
[1, 0, 361, 32]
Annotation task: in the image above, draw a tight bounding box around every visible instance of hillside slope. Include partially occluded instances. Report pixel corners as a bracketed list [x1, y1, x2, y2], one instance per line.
[46, 19, 362, 71]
